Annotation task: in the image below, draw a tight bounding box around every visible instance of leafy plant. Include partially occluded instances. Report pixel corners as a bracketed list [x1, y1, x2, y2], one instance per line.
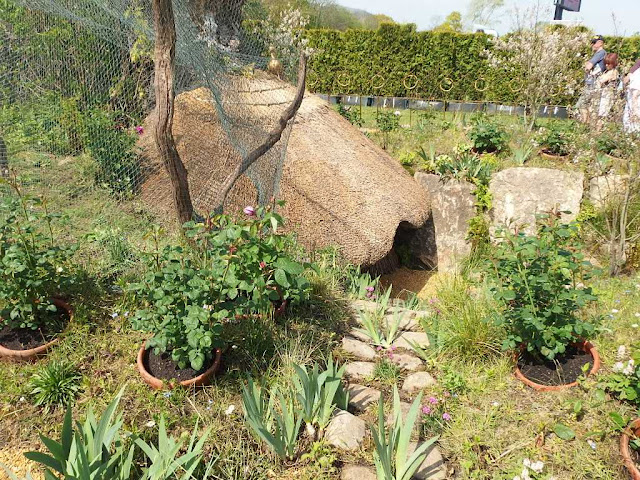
[29, 361, 83, 412]
[600, 344, 640, 406]
[468, 117, 509, 153]
[512, 142, 535, 165]
[356, 306, 401, 349]
[370, 386, 438, 480]
[337, 104, 363, 127]
[433, 151, 495, 186]
[537, 124, 572, 156]
[485, 215, 599, 361]
[0, 180, 76, 331]
[129, 207, 311, 371]
[376, 110, 400, 149]
[300, 440, 337, 475]
[373, 358, 401, 386]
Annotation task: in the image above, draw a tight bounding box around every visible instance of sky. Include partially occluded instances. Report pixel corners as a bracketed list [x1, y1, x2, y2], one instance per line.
[335, 0, 640, 36]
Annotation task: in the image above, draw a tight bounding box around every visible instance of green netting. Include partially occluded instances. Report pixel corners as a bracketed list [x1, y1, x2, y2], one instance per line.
[0, 0, 303, 215]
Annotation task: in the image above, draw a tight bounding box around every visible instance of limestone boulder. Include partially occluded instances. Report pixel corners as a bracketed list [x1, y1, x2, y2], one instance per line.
[325, 410, 366, 451]
[414, 173, 476, 272]
[341, 465, 377, 480]
[489, 167, 584, 235]
[589, 174, 627, 208]
[138, 76, 430, 268]
[402, 372, 437, 395]
[407, 442, 447, 480]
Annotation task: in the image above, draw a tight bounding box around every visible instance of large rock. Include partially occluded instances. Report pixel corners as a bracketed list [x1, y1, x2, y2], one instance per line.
[393, 332, 430, 350]
[402, 372, 437, 395]
[342, 338, 377, 361]
[347, 384, 381, 411]
[589, 174, 627, 208]
[345, 362, 376, 381]
[325, 410, 367, 451]
[138, 78, 431, 269]
[341, 465, 377, 480]
[489, 167, 584, 235]
[389, 353, 423, 371]
[415, 174, 477, 272]
[408, 442, 447, 479]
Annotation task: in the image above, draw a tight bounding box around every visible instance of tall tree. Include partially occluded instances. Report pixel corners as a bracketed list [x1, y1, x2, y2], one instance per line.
[432, 11, 463, 33]
[467, 0, 505, 26]
[153, 0, 194, 224]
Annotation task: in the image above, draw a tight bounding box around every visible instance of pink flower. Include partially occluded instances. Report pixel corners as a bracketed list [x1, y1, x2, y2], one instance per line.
[259, 261, 267, 269]
[421, 406, 432, 415]
[243, 206, 256, 217]
[366, 286, 375, 292]
[428, 397, 438, 405]
[390, 346, 397, 351]
[376, 346, 383, 352]
[442, 412, 451, 421]
[388, 353, 394, 359]
[135, 126, 144, 135]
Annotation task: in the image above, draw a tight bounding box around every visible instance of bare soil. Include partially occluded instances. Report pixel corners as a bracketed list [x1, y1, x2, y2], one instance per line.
[518, 345, 592, 386]
[145, 349, 213, 382]
[0, 309, 68, 350]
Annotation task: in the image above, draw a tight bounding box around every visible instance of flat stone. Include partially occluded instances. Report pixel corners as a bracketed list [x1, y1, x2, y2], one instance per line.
[352, 299, 380, 313]
[402, 372, 437, 395]
[489, 167, 584, 236]
[393, 332, 430, 350]
[347, 384, 381, 411]
[325, 409, 366, 451]
[341, 465, 377, 480]
[348, 329, 371, 343]
[345, 362, 376, 381]
[342, 337, 376, 361]
[408, 441, 447, 479]
[383, 311, 422, 332]
[389, 353, 423, 371]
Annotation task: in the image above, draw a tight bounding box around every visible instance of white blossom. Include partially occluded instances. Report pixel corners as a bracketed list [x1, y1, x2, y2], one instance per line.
[618, 345, 627, 360]
[623, 359, 636, 376]
[613, 361, 625, 372]
[225, 404, 236, 415]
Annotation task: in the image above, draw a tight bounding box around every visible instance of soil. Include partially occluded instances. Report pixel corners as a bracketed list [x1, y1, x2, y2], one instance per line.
[517, 345, 592, 386]
[0, 308, 68, 350]
[145, 349, 214, 382]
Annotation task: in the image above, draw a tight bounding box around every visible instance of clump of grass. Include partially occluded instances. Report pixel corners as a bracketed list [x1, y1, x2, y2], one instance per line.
[29, 361, 83, 411]
[373, 357, 402, 386]
[426, 274, 503, 361]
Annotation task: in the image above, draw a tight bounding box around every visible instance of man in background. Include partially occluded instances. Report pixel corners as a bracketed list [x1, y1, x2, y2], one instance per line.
[577, 35, 607, 124]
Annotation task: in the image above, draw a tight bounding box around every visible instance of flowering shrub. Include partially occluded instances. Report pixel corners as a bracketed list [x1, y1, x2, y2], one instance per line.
[485, 215, 599, 361]
[0, 183, 76, 331]
[128, 206, 310, 370]
[420, 392, 455, 437]
[600, 344, 640, 406]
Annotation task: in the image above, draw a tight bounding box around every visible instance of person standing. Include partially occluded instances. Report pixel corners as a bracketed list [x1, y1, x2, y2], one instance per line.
[577, 35, 607, 123]
[623, 60, 640, 133]
[596, 53, 620, 120]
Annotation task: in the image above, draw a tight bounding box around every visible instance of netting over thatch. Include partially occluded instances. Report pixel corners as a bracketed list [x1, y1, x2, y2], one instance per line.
[0, 0, 303, 212]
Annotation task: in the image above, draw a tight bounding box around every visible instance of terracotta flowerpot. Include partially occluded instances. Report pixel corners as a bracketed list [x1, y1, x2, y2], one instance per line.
[621, 418, 640, 480]
[137, 345, 222, 390]
[514, 341, 601, 392]
[0, 298, 72, 362]
[539, 149, 570, 161]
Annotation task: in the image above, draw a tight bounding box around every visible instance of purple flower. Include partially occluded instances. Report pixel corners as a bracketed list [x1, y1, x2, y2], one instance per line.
[376, 346, 383, 352]
[428, 396, 438, 405]
[366, 286, 375, 292]
[421, 406, 432, 415]
[243, 206, 256, 217]
[135, 126, 144, 135]
[442, 412, 451, 421]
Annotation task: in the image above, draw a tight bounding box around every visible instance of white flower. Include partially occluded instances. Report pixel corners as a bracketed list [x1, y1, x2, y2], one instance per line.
[612, 309, 619, 314]
[529, 460, 544, 473]
[623, 359, 636, 376]
[635, 312, 640, 317]
[587, 439, 597, 450]
[633, 324, 639, 328]
[394, 110, 401, 116]
[618, 345, 627, 360]
[492, 401, 500, 407]
[145, 420, 156, 428]
[613, 361, 625, 372]
[111, 312, 118, 318]
[224, 405, 236, 416]
[56, 266, 63, 273]
[231, 345, 238, 349]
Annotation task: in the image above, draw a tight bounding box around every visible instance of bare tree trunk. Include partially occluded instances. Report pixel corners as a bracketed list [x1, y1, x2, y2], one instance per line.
[153, 0, 194, 224]
[213, 51, 308, 209]
[0, 136, 7, 178]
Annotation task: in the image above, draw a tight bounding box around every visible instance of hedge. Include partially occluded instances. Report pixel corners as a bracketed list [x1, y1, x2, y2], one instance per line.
[305, 24, 640, 105]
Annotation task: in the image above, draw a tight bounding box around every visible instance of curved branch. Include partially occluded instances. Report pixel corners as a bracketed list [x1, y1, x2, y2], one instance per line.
[214, 51, 308, 209]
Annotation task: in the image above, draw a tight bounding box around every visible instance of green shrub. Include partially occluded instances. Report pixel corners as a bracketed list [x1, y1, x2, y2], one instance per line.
[433, 151, 495, 186]
[537, 123, 573, 156]
[0, 182, 77, 331]
[468, 117, 509, 154]
[29, 361, 83, 412]
[337, 104, 363, 127]
[81, 108, 141, 197]
[128, 207, 310, 371]
[600, 344, 640, 406]
[485, 215, 599, 361]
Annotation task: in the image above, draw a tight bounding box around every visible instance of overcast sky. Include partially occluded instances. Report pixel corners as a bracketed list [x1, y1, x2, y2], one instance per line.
[336, 0, 640, 35]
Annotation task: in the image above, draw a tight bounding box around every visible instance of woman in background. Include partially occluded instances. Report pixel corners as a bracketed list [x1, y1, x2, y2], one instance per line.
[623, 59, 640, 133]
[596, 53, 620, 121]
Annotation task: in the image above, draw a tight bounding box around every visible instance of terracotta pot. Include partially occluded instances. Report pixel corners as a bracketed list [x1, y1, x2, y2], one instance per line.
[539, 149, 570, 161]
[137, 345, 222, 390]
[0, 298, 72, 362]
[621, 418, 640, 480]
[514, 341, 601, 392]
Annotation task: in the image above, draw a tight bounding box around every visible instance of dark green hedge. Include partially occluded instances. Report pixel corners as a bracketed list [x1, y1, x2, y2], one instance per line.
[306, 24, 640, 105]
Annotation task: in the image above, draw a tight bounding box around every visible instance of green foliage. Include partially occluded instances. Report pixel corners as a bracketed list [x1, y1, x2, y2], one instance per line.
[370, 386, 438, 480]
[81, 109, 141, 197]
[599, 344, 640, 406]
[128, 207, 310, 371]
[468, 117, 509, 154]
[485, 215, 599, 361]
[29, 361, 83, 412]
[432, 151, 495, 186]
[344, 265, 380, 299]
[299, 440, 337, 475]
[337, 104, 363, 127]
[553, 422, 576, 441]
[376, 110, 400, 133]
[536, 122, 573, 156]
[355, 288, 403, 349]
[0, 182, 76, 330]
[512, 141, 535, 165]
[373, 357, 401, 386]
[419, 392, 456, 437]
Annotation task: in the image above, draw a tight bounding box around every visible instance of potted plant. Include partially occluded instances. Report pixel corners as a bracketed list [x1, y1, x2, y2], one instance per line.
[621, 418, 640, 480]
[486, 214, 601, 391]
[0, 181, 76, 361]
[129, 205, 310, 389]
[468, 117, 509, 154]
[537, 124, 572, 159]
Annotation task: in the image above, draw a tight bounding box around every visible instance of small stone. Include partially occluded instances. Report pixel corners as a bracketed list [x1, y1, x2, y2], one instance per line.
[349, 329, 371, 342]
[345, 362, 376, 381]
[408, 441, 447, 480]
[402, 372, 437, 395]
[393, 332, 430, 350]
[389, 353, 423, 371]
[341, 465, 377, 480]
[342, 337, 376, 361]
[347, 384, 381, 411]
[352, 300, 379, 313]
[325, 409, 366, 451]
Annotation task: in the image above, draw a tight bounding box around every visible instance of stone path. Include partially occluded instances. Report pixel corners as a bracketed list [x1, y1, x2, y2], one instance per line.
[335, 299, 448, 479]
